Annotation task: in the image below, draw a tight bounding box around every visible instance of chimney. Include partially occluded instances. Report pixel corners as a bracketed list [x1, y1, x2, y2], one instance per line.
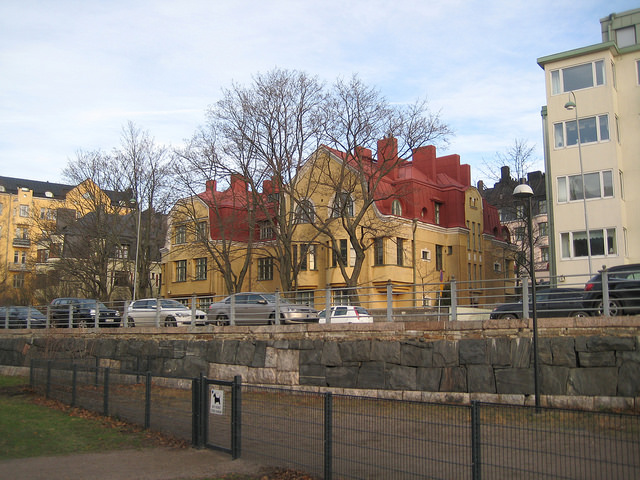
[500, 166, 510, 182]
[206, 179, 217, 192]
[412, 145, 437, 181]
[377, 135, 398, 164]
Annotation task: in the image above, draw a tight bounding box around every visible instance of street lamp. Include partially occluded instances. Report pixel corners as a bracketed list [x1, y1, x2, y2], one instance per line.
[131, 199, 142, 301]
[564, 91, 592, 277]
[513, 182, 540, 409]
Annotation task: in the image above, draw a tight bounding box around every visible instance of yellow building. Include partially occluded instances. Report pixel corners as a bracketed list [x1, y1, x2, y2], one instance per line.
[161, 140, 514, 310]
[0, 176, 134, 303]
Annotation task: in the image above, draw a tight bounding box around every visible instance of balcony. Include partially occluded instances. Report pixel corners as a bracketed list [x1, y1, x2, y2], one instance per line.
[12, 237, 31, 248]
[8, 263, 30, 272]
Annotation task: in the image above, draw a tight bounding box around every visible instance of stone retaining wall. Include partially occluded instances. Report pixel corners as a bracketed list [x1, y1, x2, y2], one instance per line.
[1, 317, 639, 410]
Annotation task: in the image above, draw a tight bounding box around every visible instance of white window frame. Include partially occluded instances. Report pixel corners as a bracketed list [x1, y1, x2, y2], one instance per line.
[556, 170, 614, 203]
[553, 114, 609, 148]
[550, 60, 605, 95]
[560, 228, 617, 259]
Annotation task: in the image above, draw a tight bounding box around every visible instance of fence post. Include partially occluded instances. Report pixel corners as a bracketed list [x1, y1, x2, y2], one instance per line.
[451, 277, 457, 321]
[199, 374, 207, 449]
[72, 365, 77, 407]
[275, 290, 281, 325]
[29, 359, 34, 387]
[324, 392, 333, 480]
[191, 295, 197, 328]
[145, 372, 151, 429]
[68, 304, 73, 329]
[155, 297, 161, 328]
[602, 265, 610, 316]
[122, 301, 130, 328]
[46, 305, 51, 329]
[94, 300, 100, 329]
[232, 375, 242, 459]
[522, 276, 530, 319]
[192, 376, 202, 447]
[471, 400, 481, 480]
[46, 360, 52, 399]
[103, 367, 109, 416]
[325, 288, 332, 324]
[386, 281, 393, 322]
[230, 294, 236, 326]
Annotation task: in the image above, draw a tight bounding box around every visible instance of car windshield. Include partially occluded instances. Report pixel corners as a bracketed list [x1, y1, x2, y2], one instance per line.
[159, 299, 188, 309]
[76, 299, 109, 310]
[15, 307, 45, 317]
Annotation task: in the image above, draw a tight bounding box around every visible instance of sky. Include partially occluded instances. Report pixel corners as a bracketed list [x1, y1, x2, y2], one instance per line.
[1, 0, 637, 186]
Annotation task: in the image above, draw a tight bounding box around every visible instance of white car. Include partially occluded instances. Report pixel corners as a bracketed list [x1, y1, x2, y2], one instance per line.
[126, 298, 207, 327]
[318, 305, 373, 324]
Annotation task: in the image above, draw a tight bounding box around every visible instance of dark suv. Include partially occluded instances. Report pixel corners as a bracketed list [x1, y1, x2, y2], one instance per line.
[583, 264, 640, 316]
[490, 288, 589, 319]
[50, 298, 121, 328]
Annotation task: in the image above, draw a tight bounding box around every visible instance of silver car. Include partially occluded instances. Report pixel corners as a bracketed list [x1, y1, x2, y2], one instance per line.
[126, 298, 207, 327]
[207, 292, 319, 325]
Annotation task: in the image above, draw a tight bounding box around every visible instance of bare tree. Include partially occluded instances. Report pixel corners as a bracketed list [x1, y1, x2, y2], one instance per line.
[309, 75, 452, 296]
[480, 138, 536, 185]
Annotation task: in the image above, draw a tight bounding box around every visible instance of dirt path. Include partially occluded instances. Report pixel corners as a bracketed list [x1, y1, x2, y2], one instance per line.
[0, 447, 265, 480]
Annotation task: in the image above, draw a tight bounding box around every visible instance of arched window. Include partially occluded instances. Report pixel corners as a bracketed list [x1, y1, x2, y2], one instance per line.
[331, 192, 354, 218]
[295, 199, 315, 224]
[391, 199, 402, 216]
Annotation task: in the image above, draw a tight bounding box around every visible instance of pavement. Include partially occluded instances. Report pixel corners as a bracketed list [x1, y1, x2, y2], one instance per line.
[0, 447, 265, 480]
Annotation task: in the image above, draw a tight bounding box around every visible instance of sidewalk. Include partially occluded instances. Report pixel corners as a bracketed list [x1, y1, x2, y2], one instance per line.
[0, 447, 264, 480]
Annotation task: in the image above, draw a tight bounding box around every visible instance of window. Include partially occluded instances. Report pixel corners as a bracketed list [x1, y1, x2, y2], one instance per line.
[421, 249, 431, 261]
[435, 245, 443, 271]
[538, 222, 548, 237]
[114, 244, 129, 259]
[560, 228, 617, 258]
[13, 251, 26, 264]
[616, 26, 636, 48]
[391, 199, 402, 216]
[554, 115, 609, 148]
[36, 249, 49, 263]
[299, 244, 308, 271]
[515, 226, 525, 242]
[434, 202, 442, 225]
[472, 223, 476, 250]
[195, 258, 207, 281]
[113, 271, 128, 287]
[295, 200, 315, 224]
[551, 60, 604, 95]
[175, 260, 187, 282]
[619, 170, 625, 200]
[39, 207, 55, 220]
[19, 205, 29, 217]
[174, 225, 186, 244]
[259, 221, 273, 240]
[13, 273, 24, 289]
[537, 200, 547, 215]
[308, 245, 316, 270]
[557, 171, 613, 203]
[540, 246, 549, 263]
[196, 221, 208, 240]
[295, 290, 314, 307]
[374, 238, 384, 266]
[258, 257, 273, 281]
[338, 239, 348, 265]
[15, 227, 28, 240]
[396, 238, 404, 266]
[331, 192, 354, 217]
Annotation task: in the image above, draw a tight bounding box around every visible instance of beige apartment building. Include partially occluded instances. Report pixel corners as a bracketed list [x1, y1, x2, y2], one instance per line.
[538, 8, 640, 283]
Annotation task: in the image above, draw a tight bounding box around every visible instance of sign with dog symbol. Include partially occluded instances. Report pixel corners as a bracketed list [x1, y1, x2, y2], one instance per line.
[210, 389, 224, 415]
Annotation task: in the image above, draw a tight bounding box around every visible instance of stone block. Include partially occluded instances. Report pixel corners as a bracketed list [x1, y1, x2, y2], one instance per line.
[300, 349, 322, 365]
[540, 365, 569, 395]
[618, 361, 640, 397]
[276, 349, 299, 371]
[387, 365, 417, 390]
[459, 339, 487, 365]
[568, 367, 618, 396]
[371, 341, 401, 363]
[357, 362, 386, 389]
[489, 338, 511, 366]
[219, 340, 239, 364]
[537, 338, 553, 365]
[275, 370, 298, 385]
[467, 365, 495, 393]
[235, 342, 255, 365]
[246, 367, 277, 384]
[339, 341, 371, 362]
[585, 336, 637, 352]
[251, 341, 267, 368]
[401, 343, 432, 366]
[326, 366, 358, 388]
[578, 351, 615, 367]
[208, 363, 248, 381]
[265, 347, 278, 368]
[440, 367, 467, 392]
[495, 368, 534, 395]
[433, 340, 458, 367]
[510, 338, 531, 368]
[551, 337, 576, 367]
[321, 342, 341, 366]
[416, 368, 442, 392]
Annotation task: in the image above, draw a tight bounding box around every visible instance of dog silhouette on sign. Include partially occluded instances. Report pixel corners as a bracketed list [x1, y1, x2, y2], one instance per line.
[213, 393, 222, 405]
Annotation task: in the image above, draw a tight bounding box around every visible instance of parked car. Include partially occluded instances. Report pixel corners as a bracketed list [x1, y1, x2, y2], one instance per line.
[318, 305, 373, 324]
[489, 288, 589, 320]
[49, 298, 121, 328]
[583, 264, 640, 316]
[0, 306, 47, 328]
[126, 298, 207, 327]
[207, 293, 319, 325]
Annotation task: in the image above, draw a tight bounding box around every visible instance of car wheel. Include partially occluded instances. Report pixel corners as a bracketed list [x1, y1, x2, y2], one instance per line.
[165, 315, 177, 327]
[76, 317, 90, 328]
[570, 311, 589, 318]
[500, 313, 518, 320]
[215, 314, 228, 326]
[597, 299, 623, 316]
[127, 317, 136, 327]
[268, 313, 276, 325]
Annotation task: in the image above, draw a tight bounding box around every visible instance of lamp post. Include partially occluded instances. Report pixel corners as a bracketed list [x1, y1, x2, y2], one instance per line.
[564, 91, 592, 277]
[513, 182, 540, 409]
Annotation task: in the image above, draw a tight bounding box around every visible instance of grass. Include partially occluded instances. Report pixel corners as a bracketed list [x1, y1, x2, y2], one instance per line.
[0, 375, 161, 460]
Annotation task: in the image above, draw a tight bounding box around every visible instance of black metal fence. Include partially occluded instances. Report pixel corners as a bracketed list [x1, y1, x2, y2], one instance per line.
[28, 361, 640, 479]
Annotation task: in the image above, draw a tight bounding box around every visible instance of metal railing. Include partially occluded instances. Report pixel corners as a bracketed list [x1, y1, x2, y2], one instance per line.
[28, 362, 640, 480]
[4, 266, 640, 329]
